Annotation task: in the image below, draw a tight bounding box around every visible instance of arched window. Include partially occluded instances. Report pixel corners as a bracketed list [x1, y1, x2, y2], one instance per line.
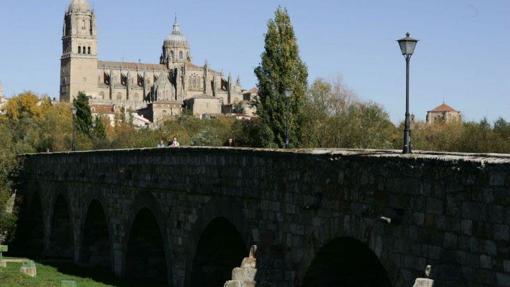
[78, 46, 81, 54]
[170, 51, 175, 60]
[88, 47, 91, 54]
[179, 51, 183, 60]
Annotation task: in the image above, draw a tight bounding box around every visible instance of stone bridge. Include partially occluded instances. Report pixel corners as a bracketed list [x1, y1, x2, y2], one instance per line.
[11, 147, 510, 287]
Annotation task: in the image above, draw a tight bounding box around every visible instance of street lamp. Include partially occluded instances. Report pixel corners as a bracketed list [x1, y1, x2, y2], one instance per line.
[284, 90, 292, 148]
[397, 32, 418, 154]
[71, 106, 77, 151]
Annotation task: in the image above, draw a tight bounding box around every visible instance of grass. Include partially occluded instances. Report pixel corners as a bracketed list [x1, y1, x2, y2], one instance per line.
[0, 259, 167, 287]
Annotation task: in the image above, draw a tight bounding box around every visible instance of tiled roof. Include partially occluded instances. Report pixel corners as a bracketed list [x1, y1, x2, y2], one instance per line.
[91, 104, 115, 114]
[430, 103, 458, 113]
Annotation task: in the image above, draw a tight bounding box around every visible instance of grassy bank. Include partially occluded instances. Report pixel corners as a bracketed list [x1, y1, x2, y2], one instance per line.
[0, 259, 167, 287]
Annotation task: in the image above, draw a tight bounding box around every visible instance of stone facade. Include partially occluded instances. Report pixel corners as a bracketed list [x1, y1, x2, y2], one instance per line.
[60, 0, 246, 124]
[0, 81, 7, 113]
[183, 96, 222, 118]
[426, 103, 462, 124]
[12, 148, 510, 286]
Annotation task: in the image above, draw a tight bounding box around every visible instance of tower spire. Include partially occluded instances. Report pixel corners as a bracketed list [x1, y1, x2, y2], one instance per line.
[172, 15, 181, 34]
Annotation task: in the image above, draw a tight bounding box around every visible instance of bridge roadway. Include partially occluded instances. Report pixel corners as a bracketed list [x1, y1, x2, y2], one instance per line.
[11, 147, 510, 287]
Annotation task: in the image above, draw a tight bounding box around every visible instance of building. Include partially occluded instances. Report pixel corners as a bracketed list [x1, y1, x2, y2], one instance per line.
[60, 0, 246, 125]
[0, 82, 7, 113]
[426, 103, 462, 124]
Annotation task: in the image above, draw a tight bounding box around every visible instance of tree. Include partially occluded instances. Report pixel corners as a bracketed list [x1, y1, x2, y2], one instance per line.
[254, 7, 308, 148]
[73, 92, 93, 135]
[0, 125, 18, 243]
[3, 92, 42, 121]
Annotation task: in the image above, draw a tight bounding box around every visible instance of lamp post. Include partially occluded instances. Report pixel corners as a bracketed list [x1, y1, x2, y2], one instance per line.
[284, 90, 292, 148]
[71, 106, 77, 151]
[397, 33, 418, 154]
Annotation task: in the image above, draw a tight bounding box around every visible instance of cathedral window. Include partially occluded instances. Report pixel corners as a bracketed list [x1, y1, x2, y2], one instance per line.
[82, 19, 86, 30]
[179, 51, 183, 60]
[78, 46, 81, 54]
[88, 47, 91, 54]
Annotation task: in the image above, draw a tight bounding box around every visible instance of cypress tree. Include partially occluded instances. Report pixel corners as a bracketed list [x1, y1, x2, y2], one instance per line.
[73, 92, 93, 135]
[255, 7, 308, 148]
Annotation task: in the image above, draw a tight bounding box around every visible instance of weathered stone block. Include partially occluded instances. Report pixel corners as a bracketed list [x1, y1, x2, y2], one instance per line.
[497, 272, 510, 287]
[480, 254, 493, 269]
[224, 280, 242, 287]
[241, 257, 256, 268]
[20, 260, 37, 277]
[413, 278, 434, 287]
[232, 267, 257, 281]
[494, 224, 510, 241]
[504, 260, 510, 273]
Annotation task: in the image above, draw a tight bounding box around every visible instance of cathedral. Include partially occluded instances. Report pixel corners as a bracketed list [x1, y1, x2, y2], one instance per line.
[60, 0, 248, 124]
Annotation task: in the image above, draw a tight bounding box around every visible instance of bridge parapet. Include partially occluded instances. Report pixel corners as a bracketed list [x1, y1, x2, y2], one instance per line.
[12, 148, 510, 287]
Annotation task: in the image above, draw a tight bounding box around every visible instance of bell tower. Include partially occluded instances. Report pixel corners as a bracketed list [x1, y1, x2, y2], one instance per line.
[60, 0, 98, 102]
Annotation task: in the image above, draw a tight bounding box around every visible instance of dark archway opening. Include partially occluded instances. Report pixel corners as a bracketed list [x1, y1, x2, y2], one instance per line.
[302, 237, 392, 287]
[49, 195, 74, 259]
[80, 200, 111, 271]
[10, 191, 44, 257]
[126, 208, 168, 286]
[191, 217, 247, 287]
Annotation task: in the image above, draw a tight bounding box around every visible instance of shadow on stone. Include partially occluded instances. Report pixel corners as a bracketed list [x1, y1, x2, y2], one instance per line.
[191, 217, 247, 287]
[126, 208, 168, 285]
[302, 237, 392, 287]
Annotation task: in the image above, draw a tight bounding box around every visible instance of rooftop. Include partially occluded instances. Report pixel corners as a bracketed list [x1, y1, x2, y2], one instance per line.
[429, 103, 458, 113]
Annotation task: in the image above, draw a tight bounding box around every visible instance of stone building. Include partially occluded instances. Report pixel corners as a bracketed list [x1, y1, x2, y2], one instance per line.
[0, 82, 7, 113]
[60, 0, 245, 124]
[426, 103, 462, 124]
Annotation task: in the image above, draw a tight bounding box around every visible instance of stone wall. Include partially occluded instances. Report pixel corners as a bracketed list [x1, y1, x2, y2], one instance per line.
[12, 148, 510, 287]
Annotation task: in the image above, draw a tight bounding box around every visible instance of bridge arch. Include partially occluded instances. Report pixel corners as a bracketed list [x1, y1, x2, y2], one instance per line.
[12, 187, 45, 257]
[79, 199, 112, 271]
[124, 192, 171, 285]
[185, 197, 250, 287]
[302, 237, 392, 287]
[49, 193, 74, 259]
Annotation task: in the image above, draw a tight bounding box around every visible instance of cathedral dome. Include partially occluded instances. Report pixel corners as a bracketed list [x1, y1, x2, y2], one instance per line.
[68, 0, 91, 13]
[164, 18, 189, 48]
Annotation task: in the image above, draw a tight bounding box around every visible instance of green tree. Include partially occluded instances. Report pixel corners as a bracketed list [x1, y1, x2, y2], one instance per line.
[73, 92, 93, 135]
[254, 7, 308, 147]
[0, 125, 18, 242]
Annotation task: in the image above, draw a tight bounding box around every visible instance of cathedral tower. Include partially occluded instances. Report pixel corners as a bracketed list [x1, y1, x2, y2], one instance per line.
[60, 0, 98, 102]
[161, 17, 192, 67]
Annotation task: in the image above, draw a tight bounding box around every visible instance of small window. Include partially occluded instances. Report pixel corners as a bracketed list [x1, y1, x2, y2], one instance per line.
[78, 46, 81, 54]
[88, 47, 91, 54]
[179, 51, 183, 60]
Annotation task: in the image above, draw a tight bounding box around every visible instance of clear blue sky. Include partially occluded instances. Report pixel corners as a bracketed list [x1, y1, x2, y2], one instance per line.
[0, 0, 508, 122]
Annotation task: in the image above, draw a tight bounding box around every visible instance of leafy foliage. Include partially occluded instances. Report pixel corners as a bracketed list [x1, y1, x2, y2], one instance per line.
[73, 92, 93, 135]
[255, 7, 308, 147]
